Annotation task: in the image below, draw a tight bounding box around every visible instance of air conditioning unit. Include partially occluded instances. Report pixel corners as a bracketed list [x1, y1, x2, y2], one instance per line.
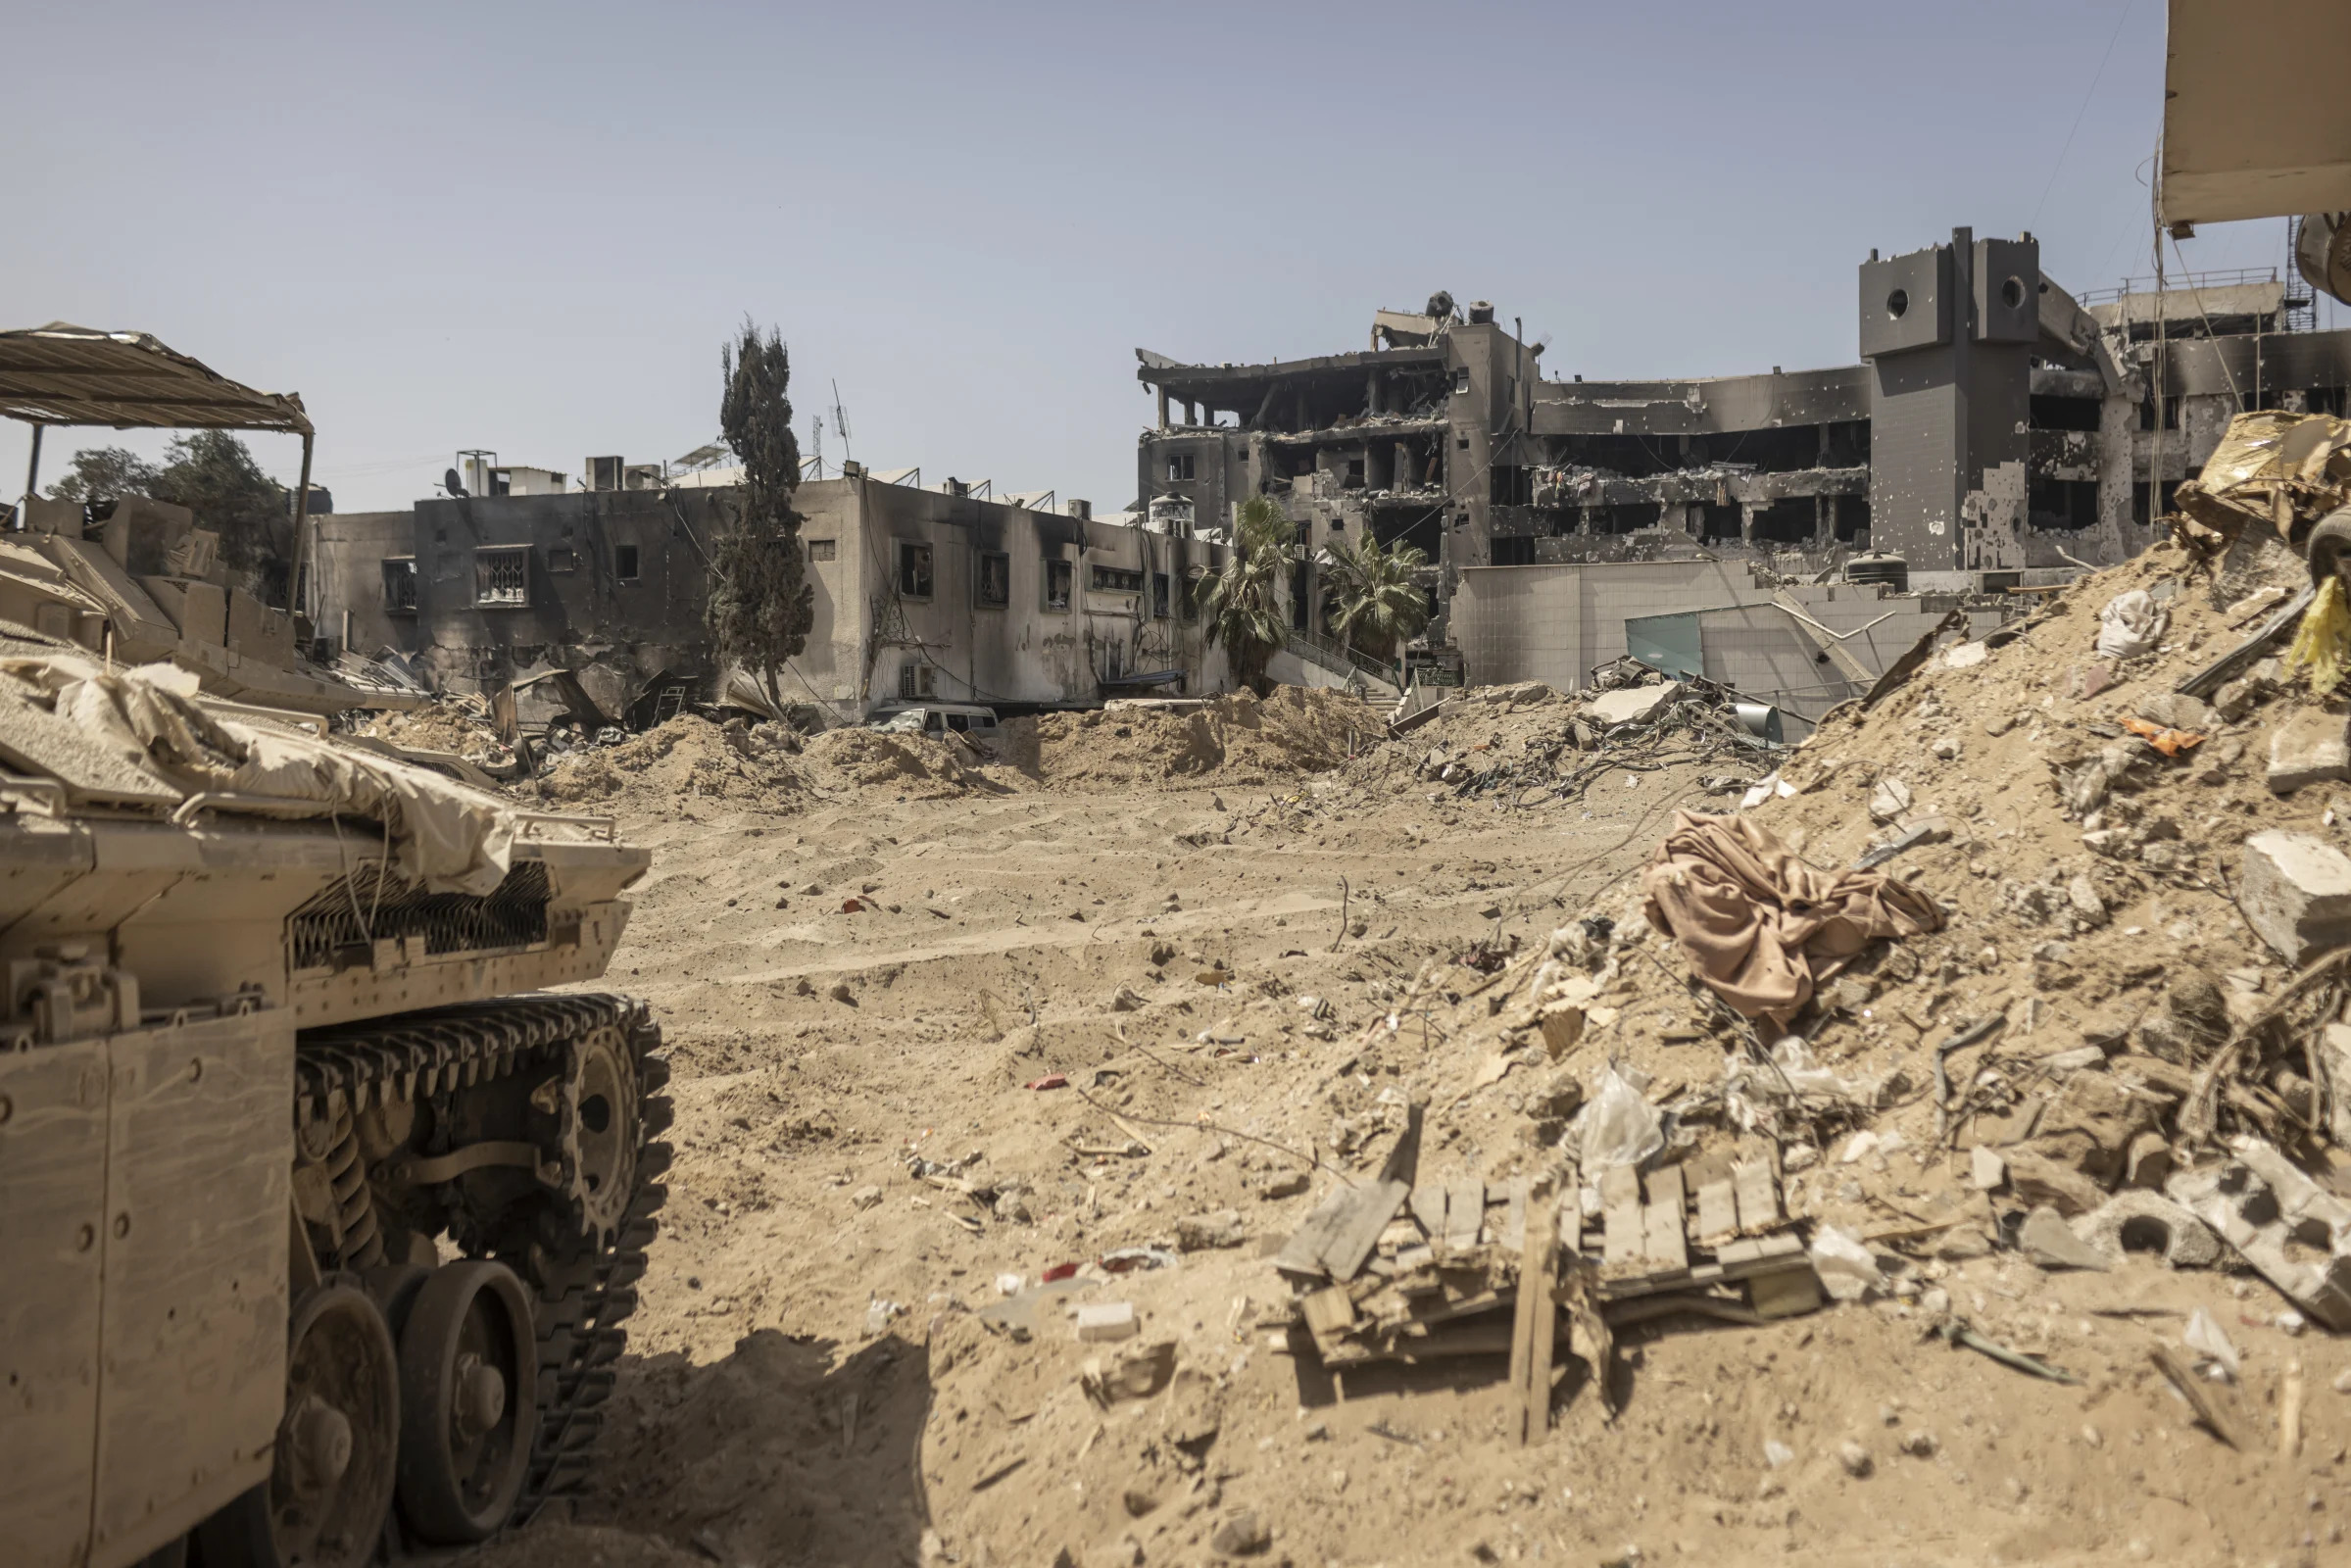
[623, 464, 663, 490]
[587, 456, 625, 492]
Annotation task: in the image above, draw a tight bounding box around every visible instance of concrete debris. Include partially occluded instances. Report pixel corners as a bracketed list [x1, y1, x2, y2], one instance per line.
[2237, 830, 2351, 963]
[1585, 682, 1683, 727]
[1175, 1210, 1248, 1251]
[2078, 1190, 2223, 1269]
[1076, 1301, 1140, 1342]
[1080, 1338, 1176, 1404]
[1807, 1226, 1883, 1302]
[1208, 1509, 1271, 1558]
[2170, 1146, 2351, 1331]
[2265, 709, 2351, 793]
[2017, 1205, 2110, 1272]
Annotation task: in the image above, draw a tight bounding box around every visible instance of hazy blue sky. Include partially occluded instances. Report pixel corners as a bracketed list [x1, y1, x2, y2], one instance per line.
[3, 1, 2315, 514]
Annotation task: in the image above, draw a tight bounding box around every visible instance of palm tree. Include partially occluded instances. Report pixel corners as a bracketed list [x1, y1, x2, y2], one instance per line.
[1200, 496, 1298, 695]
[1321, 528, 1431, 665]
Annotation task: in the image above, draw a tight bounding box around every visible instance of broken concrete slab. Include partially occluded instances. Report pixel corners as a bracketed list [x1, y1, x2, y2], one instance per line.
[2018, 1205, 2111, 1271]
[2078, 1190, 2223, 1269]
[2238, 830, 2351, 964]
[1969, 1145, 2006, 1191]
[1585, 682, 1682, 726]
[1076, 1301, 1140, 1342]
[2168, 1152, 2351, 1331]
[2135, 690, 2213, 732]
[2268, 709, 2351, 793]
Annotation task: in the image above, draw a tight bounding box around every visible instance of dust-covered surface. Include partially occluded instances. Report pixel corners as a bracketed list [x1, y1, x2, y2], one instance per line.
[465, 598, 2351, 1566]
[1006, 686, 1390, 792]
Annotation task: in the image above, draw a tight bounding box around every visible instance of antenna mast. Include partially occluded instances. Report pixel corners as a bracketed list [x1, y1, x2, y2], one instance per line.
[831, 379, 853, 463]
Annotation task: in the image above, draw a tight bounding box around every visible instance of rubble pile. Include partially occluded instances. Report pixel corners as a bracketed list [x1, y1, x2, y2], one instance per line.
[538, 712, 816, 809]
[1256, 483, 2351, 1434]
[1357, 667, 1778, 810]
[1009, 685, 1386, 791]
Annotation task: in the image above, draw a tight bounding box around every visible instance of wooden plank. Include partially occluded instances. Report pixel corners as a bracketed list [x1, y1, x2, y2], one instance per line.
[1300, 1286, 1356, 1341]
[1732, 1159, 1781, 1233]
[1409, 1184, 1446, 1237]
[1444, 1180, 1486, 1251]
[1693, 1179, 1739, 1246]
[1319, 1102, 1424, 1283]
[1274, 1186, 1358, 1280]
[1319, 1180, 1409, 1285]
[1641, 1200, 1689, 1271]
[1601, 1172, 1643, 1266]
[1644, 1165, 1687, 1216]
[1500, 1178, 1529, 1251]
[1512, 1196, 1559, 1446]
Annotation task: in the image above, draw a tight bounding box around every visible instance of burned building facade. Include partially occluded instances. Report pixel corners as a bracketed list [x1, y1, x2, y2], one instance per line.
[1136, 229, 2351, 699]
[313, 466, 1232, 729]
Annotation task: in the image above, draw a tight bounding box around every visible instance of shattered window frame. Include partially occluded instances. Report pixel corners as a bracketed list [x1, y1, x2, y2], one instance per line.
[613, 544, 641, 582]
[380, 557, 417, 612]
[1167, 453, 1197, 482]
[897, 661, 936, 700]
[1044, 557, 1072, 612]
[808, 539, 837, 562]
[976, 549, 1011, 609]
[547, 547, 579, 574]
[472, 545, 530, 608]
[1151, 570, 1171, 619]
[897, 540, 934, 600]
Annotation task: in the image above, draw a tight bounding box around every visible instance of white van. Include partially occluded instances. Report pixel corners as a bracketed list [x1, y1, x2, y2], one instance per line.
[866, 702, 1004, 744]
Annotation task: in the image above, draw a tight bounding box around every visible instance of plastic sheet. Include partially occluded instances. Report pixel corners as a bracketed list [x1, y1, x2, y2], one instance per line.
[1572, 1065, 1663, 1170]
[2283, 575, 2351, 695]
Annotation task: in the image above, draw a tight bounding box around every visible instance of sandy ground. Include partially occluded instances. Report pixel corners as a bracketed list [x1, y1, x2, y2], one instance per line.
[465, 629, 2351, 1568]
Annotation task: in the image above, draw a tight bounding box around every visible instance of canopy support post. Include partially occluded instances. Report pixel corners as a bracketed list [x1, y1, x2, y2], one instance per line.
[21, 422, 42, 525]
[287, 430, 315, 621]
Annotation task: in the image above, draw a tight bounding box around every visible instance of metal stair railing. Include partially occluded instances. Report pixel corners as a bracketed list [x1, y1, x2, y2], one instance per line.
[1283, 625, 1400, 691]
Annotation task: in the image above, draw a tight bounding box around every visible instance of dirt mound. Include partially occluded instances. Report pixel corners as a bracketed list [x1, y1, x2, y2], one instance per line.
[801, 725, 989, 797]
[1014, 684, 1386, 791]
[537, 714, 811, 811]
[354, 701, 491, 756]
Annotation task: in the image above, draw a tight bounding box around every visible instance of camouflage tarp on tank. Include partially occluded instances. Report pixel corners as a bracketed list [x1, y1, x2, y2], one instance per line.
[0, 654, 520, 893]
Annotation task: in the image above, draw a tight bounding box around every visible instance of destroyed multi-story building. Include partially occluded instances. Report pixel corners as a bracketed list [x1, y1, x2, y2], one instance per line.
[1135, 229, 2351, 711]
[315, 462, 1234, 730]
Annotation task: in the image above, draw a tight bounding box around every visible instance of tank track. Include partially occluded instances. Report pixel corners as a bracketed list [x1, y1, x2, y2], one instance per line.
[294, 994, 672, 1526]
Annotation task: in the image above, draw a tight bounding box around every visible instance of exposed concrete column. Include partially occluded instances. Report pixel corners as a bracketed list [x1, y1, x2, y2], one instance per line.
[2096, 388, 2135, 560]
[1157, 387, 1169, 430]
[1815, 494, 1831, 549]
[1579, 505, 1596, 538]
[1367, 368, 1382, 416]
[1739, 503, 1759, 544]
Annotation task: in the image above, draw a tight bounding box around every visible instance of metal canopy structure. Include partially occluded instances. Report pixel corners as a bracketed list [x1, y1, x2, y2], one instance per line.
[0, 322, 311, 434]
[2, 321, 317, 612]
[2162, 0, 2351, 225]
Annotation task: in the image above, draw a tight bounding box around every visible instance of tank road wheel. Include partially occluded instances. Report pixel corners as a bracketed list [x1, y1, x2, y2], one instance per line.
[196, 1283, 400, 1568]
[396, 1260, 538, 1543]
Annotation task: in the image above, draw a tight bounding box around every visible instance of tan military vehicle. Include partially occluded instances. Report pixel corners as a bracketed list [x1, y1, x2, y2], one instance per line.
[0, 634, 666, 1568]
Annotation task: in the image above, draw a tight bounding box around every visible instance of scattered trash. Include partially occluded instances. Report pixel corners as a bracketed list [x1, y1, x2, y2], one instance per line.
[1076, 1300, 1139, 1342]
[1025, 1074, 1069, 1091]
[2183, 1307, 2241, 1382]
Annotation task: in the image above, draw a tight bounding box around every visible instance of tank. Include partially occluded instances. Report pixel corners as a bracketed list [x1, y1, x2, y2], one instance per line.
[0, 629, 667, 1568]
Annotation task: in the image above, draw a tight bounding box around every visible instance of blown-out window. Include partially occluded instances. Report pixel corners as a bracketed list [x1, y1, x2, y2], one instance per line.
[977, 550, 1010, 608]
[381, 558, 417, 612]
[1045, 558, 1072, 612]
[474, 546, 529, 607]
[898, 541, 933, 599]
